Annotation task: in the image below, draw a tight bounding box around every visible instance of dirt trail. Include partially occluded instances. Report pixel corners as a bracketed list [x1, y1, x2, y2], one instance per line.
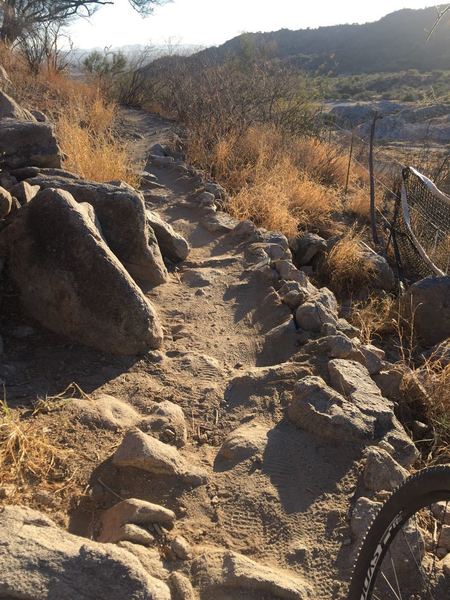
[116, 108, 360, 598]
[1, 108, 361, 599]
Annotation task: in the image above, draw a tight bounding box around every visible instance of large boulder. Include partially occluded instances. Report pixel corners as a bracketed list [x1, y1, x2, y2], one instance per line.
[0, 188, 163, 354]
[0, 89, 35, 121]
[0, 505, 171, 600]
[403, 276, 450, 346]
[27, 175, 168, 286]
[0, 118, 62, 169]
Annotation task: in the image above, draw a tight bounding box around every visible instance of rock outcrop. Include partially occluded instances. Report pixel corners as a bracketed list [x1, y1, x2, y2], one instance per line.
[27, 175, 169, 286]
[0, 188, 163, 354]
[403, 276, 450, 346]
[0, 505, 171, 600]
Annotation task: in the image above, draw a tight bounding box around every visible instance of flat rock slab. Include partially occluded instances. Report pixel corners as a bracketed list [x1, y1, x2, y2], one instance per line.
[193, 547, 314, 599]
[328, 359, 394, 428]
[113, 428, 207, 485]
[0, 505, 171, 600]
[70, 394, 141, 430]
[201, 211, 239, 234]
[289, 376, 374, 442]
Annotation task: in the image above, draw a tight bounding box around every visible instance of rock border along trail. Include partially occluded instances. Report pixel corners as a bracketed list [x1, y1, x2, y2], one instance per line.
[0, 108, 420, 600]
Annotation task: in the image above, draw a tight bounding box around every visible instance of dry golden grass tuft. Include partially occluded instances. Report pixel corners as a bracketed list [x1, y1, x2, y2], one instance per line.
[324, 228, 377, 297]
[349, 294, 397, 344]
[0, 44, 138, 187]
[0, 398, 70, 500]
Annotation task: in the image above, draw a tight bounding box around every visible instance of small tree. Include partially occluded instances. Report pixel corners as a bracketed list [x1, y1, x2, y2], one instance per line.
[0, 1, 169, 44]
[18, 21, 72, 74]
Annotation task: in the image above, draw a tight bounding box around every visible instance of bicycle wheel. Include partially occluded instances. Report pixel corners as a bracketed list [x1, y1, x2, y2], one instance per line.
[348, 465, 450, 600]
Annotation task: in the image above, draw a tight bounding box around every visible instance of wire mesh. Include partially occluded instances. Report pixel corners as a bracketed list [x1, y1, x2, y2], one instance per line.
[394, 167, 450, 279]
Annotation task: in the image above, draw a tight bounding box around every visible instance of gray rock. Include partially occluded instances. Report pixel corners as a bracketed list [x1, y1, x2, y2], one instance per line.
[365, 250, 396, 291]
[192, 548, 313, 599]
[0, 89, 35, 121]
[10, 180, 40, 205]
[382, 422, 419, 468]
[98, 498, 176, 543]
[0, 185, 12, 218]
[0, 188, 163, 354]
[403, 276, 450, 346]
[351, 496, 382, 540]
[27, 175, 168, 286]
[373, 368, 405, 400]
[0, 118, 62, 169]
[0, 505, 171, 600]
[296, 299, 337, 332]
[146, 210, 190, 262]
[363, 446, 408, 492]
[289, 375, 374, 441]
[278, 280, 310, 310]
[360, 344, 385, 375]
[139, 400, 187, 448]
[328, 359, 394, 427]
[201, 211, 239, 233]
[291, 232, 327, 266]
[112, 428, 207, 485]
[231, 219, 259, 241]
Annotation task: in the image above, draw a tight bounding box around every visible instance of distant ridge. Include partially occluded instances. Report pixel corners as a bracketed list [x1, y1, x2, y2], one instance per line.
[189, 6, 450, 74]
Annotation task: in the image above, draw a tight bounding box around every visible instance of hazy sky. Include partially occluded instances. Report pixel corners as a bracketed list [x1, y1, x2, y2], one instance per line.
[69, 0, 437, 49]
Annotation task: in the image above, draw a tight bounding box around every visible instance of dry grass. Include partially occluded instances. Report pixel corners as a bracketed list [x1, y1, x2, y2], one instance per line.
[0, 44, 139, 187]
[0, 398, 70, 499]
[324, 228, 378, 297]
[349, 294, 397, 344]
[188, 125, 343, 236]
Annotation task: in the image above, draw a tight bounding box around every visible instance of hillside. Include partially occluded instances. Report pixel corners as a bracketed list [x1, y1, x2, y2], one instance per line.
[194, 6, 450, 74]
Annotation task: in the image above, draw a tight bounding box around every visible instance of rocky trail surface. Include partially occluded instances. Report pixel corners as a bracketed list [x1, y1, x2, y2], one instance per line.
[0, 107, 435, 600]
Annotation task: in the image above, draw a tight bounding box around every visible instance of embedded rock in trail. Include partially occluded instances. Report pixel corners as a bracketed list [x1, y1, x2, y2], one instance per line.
[201, 210, 240, 234]
[169, 572, 196, 600]
[113, 428, 207, 485]
[351, 497, 382, 540]
[217, 421, 269, 463]
[382, 422, 419, 468]
[0, 189, 163, 354]
[98, 498, 176, 543]
[363, 446, 408, 492]
[0, 89, 35, 121]
[225, 362, 311, 410]
[0, 119, 62, 169]
[146, 209, 190, 262]
[27, 175, 168, 286]
[192, 547, 314, 599]
[70, 394, 141, 431]
[288, 376, 374, 442]
[328, 359, 394, 428]
[138, 400, 188, 447]
[403, 276, 450, 346]
[0, 505, 171, 600]
[0, 186, 12, 218]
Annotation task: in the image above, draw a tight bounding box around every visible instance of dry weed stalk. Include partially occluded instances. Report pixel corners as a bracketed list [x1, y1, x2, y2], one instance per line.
[350, 294, 397, 344]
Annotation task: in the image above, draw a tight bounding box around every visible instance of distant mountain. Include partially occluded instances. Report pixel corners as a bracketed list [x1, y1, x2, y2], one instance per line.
[193, 6, 450, 75]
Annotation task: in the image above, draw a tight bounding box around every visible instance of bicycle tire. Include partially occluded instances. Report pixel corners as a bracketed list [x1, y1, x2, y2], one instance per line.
[348, 465, 450, 600]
